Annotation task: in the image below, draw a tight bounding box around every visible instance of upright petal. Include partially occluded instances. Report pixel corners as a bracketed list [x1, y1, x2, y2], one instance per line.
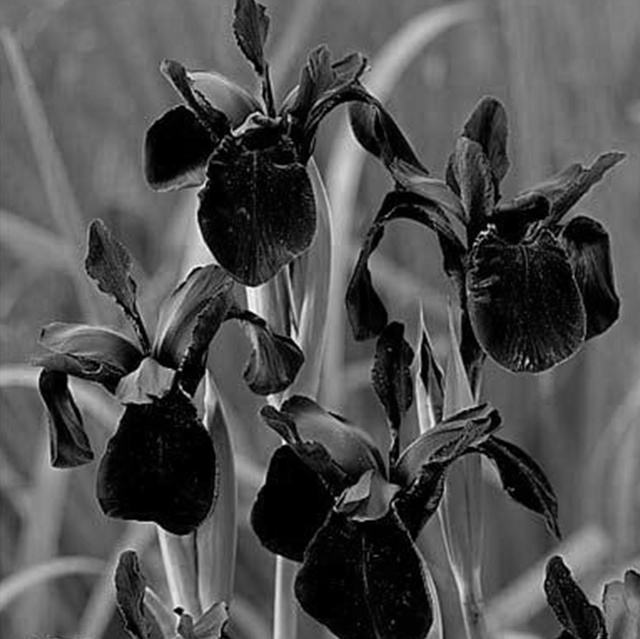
[38, 369, 93, 468]
[466, 227, 586, 372]
[97, 388, 216, 535]
[144, 105, 217, 191]
[198, 138, 316, 286]
[560, 216, 620, 339]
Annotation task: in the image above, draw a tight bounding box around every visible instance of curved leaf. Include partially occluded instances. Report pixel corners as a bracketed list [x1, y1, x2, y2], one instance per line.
[295, 508, 432, 639]
[466, 226, 586, 372]
[38, 369, 93, 468]
[560, 215, 620, 340]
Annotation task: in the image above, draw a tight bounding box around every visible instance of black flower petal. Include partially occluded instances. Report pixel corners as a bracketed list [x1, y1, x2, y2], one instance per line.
[144, 106, 217, 191]
[198, 137, 316, 286]
[38, 369, 93, 468]
[560, 216, 620, 339]
[97, 387, 216, 535]
[295, 508, 432, 639]
[466, 226, 586, 372]
[251, 445, 334, 562]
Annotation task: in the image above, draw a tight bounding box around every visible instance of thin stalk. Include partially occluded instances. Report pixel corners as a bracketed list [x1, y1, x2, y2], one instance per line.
[273, 556, 299, 639]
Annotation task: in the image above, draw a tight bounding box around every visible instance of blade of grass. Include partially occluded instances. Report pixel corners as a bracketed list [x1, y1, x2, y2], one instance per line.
[0, 29, 98, 322]
[0, 208, 76, 271]
[323, 2, 478, 408]
[0, 556, 104, 612]
[77, 523, 155, 639]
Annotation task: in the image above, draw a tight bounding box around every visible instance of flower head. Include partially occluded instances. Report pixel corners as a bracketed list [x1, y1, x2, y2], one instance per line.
[35, 219, 303, 534]
[347, 96, 624, 373]
[250, 322, 559, 639]
[144, 0, 385, 287]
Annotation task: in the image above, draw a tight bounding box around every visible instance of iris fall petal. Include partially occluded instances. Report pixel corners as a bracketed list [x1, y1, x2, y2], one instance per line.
[97, 387, 216, 535]
[466, 226, 586, 372]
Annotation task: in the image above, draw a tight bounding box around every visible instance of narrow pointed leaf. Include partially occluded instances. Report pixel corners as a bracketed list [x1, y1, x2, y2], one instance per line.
[416, 309, 444, 429]
[144, 106, 216, 191]
[475, 435, 560, 537]
[466, 227, 586, 372]
[526, 151, 625, 223]
[460, 96, 509, 192]
[251, 445, 335, 561]
[85, 220, 150, 351]
[544, 556, 607, 639]
[198, 137, 316, 286]
[115, 551, 164, 639]
[560, 216, 620, 339]
[295, 508, 432, 639]
[97, 388, 216, 535]
[233, 0, 270, 76]
[371, 322, 414, 461]
[443, 304, 474, 417]
[38, 369, 93, 468]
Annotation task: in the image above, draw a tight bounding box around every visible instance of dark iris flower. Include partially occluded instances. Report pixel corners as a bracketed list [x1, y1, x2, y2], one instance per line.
[35, 219, 303, 535]
[347, 96, 624, 373]
[251, 323, 560, 639]
[144, 0, 387, 287]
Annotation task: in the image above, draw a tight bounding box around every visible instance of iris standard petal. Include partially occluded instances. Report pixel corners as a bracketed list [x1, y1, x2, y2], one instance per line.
[198, 138, 316, 286]
[466, 226, 586, 372]
[97, 387, 216, 535]
[251, 445, 334, 562]
[560, 215, 620, 339]
[144, 105, 217, 191]
[295, 508, 432, 639]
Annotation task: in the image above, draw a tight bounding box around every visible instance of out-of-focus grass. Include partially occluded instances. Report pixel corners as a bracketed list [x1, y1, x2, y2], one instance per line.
[0, 1, 638, 638]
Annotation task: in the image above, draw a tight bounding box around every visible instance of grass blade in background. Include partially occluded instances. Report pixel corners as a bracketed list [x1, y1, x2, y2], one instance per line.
[0, 30, 97, 322]
[323, 2, 478, 408]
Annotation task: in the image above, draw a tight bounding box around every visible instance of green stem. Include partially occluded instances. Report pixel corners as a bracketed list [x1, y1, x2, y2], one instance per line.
[274, 556, 298, 639]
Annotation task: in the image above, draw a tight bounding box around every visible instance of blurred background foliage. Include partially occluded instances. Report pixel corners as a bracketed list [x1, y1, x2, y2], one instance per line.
[0, 0, 638, 638]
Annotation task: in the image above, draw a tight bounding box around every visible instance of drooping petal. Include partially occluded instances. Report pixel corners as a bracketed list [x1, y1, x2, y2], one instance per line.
[231, 309, 304, 395]
[474, 436, 560, 538]
[251, 445, 334, 561]
[348, 99, 427, 178]
[560, 215, 620, 339]
[97, 388, 216, 535]
[295, 508, 433, 639]
[544, 556, 607, 639]
[144, 106, 217, 191]
[346, 190, 465, 341]
[37, 322, 143, 391]
[523, 151, 625, 223]
[261, 395, 385, 480]
[85, 219, 150, 352]
[38, 369, 93, 468]
[371, 322, 414, 462]
[466, 226, 586, 372]
[114, 551, 164, 639]
[152, 265, 235, 395]
[198, 137, 316, 286]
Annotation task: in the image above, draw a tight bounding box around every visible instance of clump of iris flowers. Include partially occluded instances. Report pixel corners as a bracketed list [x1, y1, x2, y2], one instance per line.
[347, 96, 624, 373]
[144, 0, 394, 287]
[250, 322, 560, 639]
[35, 219, 303, 534]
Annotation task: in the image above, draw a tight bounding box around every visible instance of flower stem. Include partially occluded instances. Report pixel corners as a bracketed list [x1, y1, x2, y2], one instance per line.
[274, 556, 298, 639]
